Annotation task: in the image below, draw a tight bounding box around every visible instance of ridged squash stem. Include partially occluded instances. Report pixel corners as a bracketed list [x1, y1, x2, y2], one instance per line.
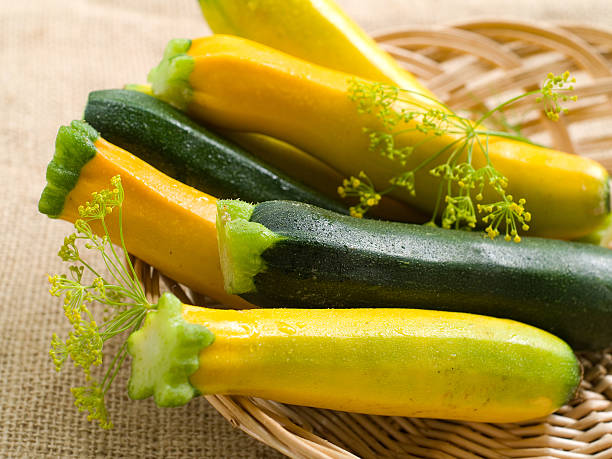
[148, 35, 610, 239]
[39, 120, 251, 308]
[127, 292, 582, 423]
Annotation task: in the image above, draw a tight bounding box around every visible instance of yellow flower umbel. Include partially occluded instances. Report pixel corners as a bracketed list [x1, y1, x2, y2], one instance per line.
[337, 171, 382, 218]
[48, 176, 153, 428]
[345, 72, 577, 241]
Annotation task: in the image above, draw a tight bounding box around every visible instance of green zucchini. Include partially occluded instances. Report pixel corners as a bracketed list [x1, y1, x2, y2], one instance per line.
[217, 200, 612, 350]
[83, 89, 348, 213]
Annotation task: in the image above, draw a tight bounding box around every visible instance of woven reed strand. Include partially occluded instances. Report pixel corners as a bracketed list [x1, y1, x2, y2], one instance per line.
[133, 20, 612, 458]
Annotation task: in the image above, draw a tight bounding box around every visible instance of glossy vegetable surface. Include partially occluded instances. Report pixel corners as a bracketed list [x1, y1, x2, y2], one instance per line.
[128, 292, 581, 423]
[122, 82, 354, 210]
[217, 199, 612, 350]
[224, 131, 426, 222]
[84, 89, 348, 214]
[150, 35, 610, 239]
[39, 121, 250, 308]
[222, 130, 345, 197]
[119, 83, 421, 222]
[197, 0, 435, 97]
[197, 0, 438, 223]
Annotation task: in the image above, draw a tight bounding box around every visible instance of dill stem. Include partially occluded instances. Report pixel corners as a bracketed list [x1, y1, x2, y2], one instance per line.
[102, 307, 146, 337]
[101, 342, 127, 394]
[475, 129, 538, 146]
[475, 90, 540, 127]
[118, 206, 147, 302]
[74, 255, 102, 280]
[474, 135, 491, 167]
[102, 313, 145, 394]
[410, 137, 465, 175]
[100, 218, 136, 292]
[396, 87, 453, 113]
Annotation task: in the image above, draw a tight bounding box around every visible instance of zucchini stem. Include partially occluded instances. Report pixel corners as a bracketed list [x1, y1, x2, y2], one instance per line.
[215, 200, 283, 294]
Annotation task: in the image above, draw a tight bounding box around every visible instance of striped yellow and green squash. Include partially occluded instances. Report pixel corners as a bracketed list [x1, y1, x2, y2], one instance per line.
[128, 292, 582, 423]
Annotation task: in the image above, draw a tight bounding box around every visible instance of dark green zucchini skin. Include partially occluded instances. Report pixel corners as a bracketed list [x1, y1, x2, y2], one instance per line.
[83, 89, 348, 213]
[245, 201, 612, 351]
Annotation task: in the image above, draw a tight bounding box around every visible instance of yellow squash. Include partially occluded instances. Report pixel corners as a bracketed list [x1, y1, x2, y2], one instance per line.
[123, 83, 342, 202]
[197, 0, 435, 97]
[197, 0, 438, 204]
[223, 130, 427, 222]
[125, 82, 421, 222]
[150, 35, 610, 239]
[128, 293, 581, 423]
[40, 122, 251, 308]
[222, 130, 347, 198]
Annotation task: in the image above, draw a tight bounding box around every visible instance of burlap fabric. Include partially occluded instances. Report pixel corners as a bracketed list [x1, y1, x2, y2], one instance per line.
[0, 1, 609, 457]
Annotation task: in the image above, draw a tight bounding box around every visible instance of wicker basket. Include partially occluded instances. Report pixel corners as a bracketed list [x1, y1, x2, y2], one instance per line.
[142, 20, 612, 458]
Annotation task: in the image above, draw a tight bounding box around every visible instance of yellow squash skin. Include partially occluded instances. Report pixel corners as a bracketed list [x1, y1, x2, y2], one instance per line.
[221, 130, 346, 198]
[196, 0, 438, 219]
[184, 305, 580, 423]
[222, 131, 427, 222]
[197, 0, 434, 98]
[124, 83, 342, 204]
[60, 138, 251, 308]
[184, 35, 610, 239]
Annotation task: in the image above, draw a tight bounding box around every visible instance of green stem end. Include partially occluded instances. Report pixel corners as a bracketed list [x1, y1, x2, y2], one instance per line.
[216, 200, 282, 295]
[147, 38, 195, 110]
[38, 120, 100, 218]
[127, 293, 214, 407]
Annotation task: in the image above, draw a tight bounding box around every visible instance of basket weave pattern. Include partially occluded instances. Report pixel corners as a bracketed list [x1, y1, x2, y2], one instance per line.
[140, 20, 612, 458]
[376, 20, 612, 173]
